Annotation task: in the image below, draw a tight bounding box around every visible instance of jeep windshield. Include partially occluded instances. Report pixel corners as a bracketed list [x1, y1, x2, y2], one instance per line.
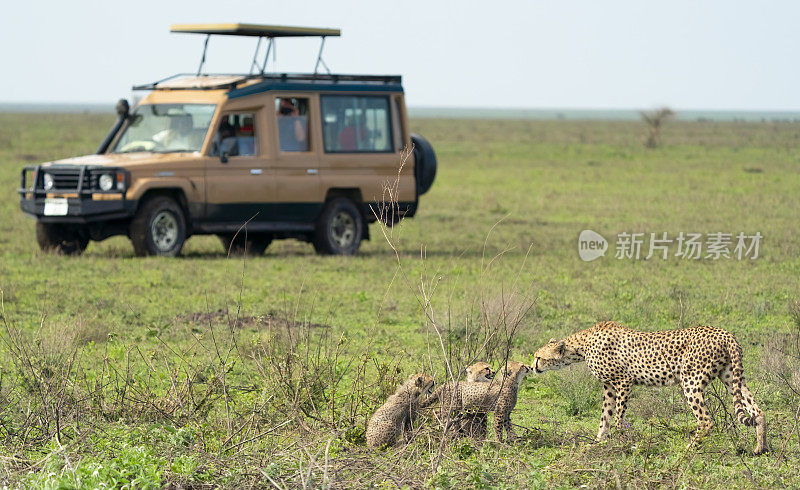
[111, 103, 216, 153]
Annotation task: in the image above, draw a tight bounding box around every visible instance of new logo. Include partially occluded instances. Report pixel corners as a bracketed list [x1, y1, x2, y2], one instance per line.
[578, 230, 608, 262]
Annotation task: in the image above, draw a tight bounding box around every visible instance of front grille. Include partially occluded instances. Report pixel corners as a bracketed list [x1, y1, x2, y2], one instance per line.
[88, 173, 100, 189]
[41, 167, 91, 191]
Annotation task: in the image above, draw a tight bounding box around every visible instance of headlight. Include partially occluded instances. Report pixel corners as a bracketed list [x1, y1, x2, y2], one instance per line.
[99, 173, 115, 191]
[43, 173, 54, 191]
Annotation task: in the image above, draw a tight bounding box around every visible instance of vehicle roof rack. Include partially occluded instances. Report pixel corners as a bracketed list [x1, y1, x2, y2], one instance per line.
[132, 72, 403, 93]
[170, 22, 341, 76]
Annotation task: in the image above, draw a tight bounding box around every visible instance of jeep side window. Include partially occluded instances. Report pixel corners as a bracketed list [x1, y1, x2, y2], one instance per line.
[275, 98, 309, 152]
[393, 97, 403, 151]
[320, 95, 392, 153]
[211, 113, 258, 157]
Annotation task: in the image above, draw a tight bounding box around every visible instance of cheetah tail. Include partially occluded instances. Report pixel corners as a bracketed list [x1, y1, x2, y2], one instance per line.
[725, 337, 755, 427]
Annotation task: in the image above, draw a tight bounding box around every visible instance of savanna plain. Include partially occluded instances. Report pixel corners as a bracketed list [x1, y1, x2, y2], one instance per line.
[0, 113, 799, 488]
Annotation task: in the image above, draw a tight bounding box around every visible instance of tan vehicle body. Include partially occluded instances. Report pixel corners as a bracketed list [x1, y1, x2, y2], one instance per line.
[127, 88, 415, 220]
[19, 74, 435, 256]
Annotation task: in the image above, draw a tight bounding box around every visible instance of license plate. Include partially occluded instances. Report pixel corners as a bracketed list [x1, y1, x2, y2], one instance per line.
[44, 198, 68, 216]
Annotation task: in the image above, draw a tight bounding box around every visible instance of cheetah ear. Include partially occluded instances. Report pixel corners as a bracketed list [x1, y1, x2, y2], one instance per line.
[555, 341, 566, 355]
[548, 338, 557, 343]
[415, 376, 424, 387]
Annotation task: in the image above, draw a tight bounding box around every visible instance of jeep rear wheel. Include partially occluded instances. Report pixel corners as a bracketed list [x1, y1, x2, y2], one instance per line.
[36, 222, 89, 255]
[129, 197, 186, 257]
[313, 198, 363, 255]
[218, 233, 272, 256]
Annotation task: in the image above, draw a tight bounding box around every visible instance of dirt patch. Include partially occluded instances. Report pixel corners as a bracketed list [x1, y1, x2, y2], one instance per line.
[16, 153, 44, 162]
[177, 309, 331, 330]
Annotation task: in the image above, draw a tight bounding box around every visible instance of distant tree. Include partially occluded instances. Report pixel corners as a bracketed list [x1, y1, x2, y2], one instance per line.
[641, 107, 675, 148]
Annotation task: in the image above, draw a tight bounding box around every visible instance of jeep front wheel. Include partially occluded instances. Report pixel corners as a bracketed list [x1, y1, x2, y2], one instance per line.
[36, 222, 89, 255]
[313, 198, 363, 255]
[129, 197, 186, 257]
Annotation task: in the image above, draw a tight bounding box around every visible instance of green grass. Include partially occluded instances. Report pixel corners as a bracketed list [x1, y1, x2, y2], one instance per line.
[1, 113, 799, 487]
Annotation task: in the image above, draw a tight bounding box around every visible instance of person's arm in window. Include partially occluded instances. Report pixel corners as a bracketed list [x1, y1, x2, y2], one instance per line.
[294, 118, 306, 144]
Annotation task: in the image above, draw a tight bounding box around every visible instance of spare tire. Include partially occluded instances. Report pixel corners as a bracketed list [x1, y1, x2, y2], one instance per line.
[411, 133, 437, 196]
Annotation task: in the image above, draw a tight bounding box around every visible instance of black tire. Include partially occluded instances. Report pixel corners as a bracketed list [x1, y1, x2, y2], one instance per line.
[411, 133, 437, 196]
[129, 196, 186, 257]
[312, 198, 363, 255]
[218, 232, 272, 256]
[36, 222, 88, 255]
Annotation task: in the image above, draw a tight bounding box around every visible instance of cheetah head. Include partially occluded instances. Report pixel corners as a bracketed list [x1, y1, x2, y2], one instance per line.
[501, 361, 533, 384]
[465, 361, 495, 382]
[532, 338, 582, 373]
[406, 372, 435, 398]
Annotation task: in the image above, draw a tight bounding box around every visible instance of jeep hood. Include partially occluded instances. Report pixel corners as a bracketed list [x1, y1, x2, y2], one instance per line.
[41, 152, 202, 169]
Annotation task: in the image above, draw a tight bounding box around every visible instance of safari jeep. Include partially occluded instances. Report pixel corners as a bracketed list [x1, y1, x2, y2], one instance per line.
[18, 23, 436, 256]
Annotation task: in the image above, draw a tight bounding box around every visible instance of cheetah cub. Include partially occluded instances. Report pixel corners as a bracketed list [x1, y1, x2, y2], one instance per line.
[533, 321, 767, 455]
[423, 361, 495, 406]
[366, 372, 435, 448]
[466, 361, 495, 383]
[461, 361, 533, 441]
[421, 362, 495, 437]
[423, 361, 532, 442]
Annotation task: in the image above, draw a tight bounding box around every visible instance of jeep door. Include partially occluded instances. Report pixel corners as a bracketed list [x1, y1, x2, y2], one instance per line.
[270, 94, 324, 224]
[317, 94, 414, 214]
[204, 107, 275, 225]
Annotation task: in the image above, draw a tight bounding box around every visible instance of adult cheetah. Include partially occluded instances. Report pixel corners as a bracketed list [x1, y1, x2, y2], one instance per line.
[366, 372, 435, 448]
[532, 321, 766, 454]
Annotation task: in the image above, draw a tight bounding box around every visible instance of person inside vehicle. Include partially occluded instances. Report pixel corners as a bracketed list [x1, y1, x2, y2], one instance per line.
[236, 114, 256, 155]
[153, 113, 195, 151]
[213, 118, 237, 156]
[277, 98, 308, 151]
[338, 113, 368, 151]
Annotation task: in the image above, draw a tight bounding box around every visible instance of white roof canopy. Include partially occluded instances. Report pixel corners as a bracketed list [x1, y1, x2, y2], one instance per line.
[170, 23, 340, 38]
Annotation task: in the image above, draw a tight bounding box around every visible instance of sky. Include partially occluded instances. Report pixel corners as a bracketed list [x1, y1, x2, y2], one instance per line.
[2, 0, 799, 110]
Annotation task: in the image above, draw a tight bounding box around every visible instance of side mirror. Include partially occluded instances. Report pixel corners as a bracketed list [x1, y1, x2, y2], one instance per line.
[116, 99, 130, 118]
[96, 98, 131, 154]
[219, 138, 236, 163]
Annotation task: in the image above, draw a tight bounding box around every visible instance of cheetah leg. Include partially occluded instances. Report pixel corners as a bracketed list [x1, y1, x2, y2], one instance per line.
[720, 365, 767, 455]
[473, 413, 488, 440]
[613, 379, 632, 436]
[503, 415, 518, 442]
[402, 415, 413, 443]
[402, 404, 422, 444]
[682, 373, 713, 448]
[493, 410, 513, 443]
[596, 383, 616, 442]
[741, 383, 767, 455]
[452, 411, 471, 438]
